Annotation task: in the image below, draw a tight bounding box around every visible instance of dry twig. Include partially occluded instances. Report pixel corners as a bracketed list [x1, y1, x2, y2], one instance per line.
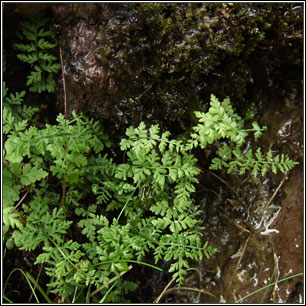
[28, 264, 44, 303]
[263, 175, 286, 211]
[163, 286, 219, 301]
[11, 191, 29, 213]
[203, 169, 245, 206]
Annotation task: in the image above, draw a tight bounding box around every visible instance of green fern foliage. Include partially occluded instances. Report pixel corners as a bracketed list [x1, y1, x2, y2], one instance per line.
[116, 119, 218, 285]
[15, 15, 60, 93]
[3, 108, 110, 238]
[210, 144, 299, 176]
[3, 89, 299, 302]
[13, 190, 70, 250]
[3, 83, 41, 235]
[188, 94, 268, 150]
[3, 82, 38, 128]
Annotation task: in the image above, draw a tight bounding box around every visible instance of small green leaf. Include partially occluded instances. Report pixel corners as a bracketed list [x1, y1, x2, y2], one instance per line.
[20, 164, 48, 185]
[3, 207, 23, 229]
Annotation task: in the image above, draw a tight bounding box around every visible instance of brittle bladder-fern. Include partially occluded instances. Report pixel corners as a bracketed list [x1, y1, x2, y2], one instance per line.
[3, 92, 298, 302]
[14, 14, 60, 93]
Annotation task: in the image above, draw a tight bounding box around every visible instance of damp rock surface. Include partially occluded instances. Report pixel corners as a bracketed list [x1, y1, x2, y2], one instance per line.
[49, 2, 302, 138]
[3, 3, 303, 136]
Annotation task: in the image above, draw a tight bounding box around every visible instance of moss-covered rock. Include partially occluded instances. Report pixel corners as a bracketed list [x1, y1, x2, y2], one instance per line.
[4, 3, 303, 135]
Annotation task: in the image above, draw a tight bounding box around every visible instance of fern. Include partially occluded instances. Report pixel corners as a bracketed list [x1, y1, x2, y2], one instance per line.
[188, 94, 267, 150]
[210, 144, 299, 176]
[3, 84, 43, 236]
[116, 119, 216, 285]
[2, 160, 47, 233]
[3, 83, 38, 130]
[36, 239, 86, 298]
[111, 93, 298, 286]
[3, 88, 299, 302]
[4, 111, 110, 181]
[3, 109, 118, 300]
[3, 108, 110, 241]
[15, 15, 60, 93]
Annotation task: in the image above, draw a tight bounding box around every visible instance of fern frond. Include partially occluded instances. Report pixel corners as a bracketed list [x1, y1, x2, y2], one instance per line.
[15, 15, 60, 93]
[210, 146, 299, 177]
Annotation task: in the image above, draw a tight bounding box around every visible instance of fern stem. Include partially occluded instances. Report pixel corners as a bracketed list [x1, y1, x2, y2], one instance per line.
[90, 265, 133, 297]
[242, 128, 265, 132]
[27, 263, 44, 303]
[59, 46, 67, 209]
[162, 242, 208, 252]
[117, 182, 140, 220]
[61, 136, 68, 208]
[93, 259, 163, 271]
[203, 168, 244, 205]
[48, 237, 86, 277]
[61, 172, 66, 208]
[263, 175, 286, 211]
[154, 276, 177, 303]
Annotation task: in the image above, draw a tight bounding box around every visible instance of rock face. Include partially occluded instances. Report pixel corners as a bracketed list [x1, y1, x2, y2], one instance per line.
[53, 3, 303, 130]
[57, 19, 109, 121]
[3, 3, 303, 134]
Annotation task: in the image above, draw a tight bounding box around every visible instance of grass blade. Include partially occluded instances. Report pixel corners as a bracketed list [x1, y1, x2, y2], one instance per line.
[3, 268, 40, 303]
[235, 272, 303, 303]
[99, 280, 119, 303]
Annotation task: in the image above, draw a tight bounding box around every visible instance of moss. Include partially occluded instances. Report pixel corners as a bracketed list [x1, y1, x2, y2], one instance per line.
[89, 3, 302, 131]
[6, 2, 298, 139]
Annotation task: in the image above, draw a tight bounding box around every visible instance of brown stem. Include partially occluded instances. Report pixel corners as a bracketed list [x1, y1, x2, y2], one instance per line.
[11, 191, 29, 213]
[203, 168, 245, 206]
[28, 264, 44, 303]
[59, 46, 67, 207]
[61, 172, 66, 208]
[59, 47, 67, 119]
[263, 175, 286, 211]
